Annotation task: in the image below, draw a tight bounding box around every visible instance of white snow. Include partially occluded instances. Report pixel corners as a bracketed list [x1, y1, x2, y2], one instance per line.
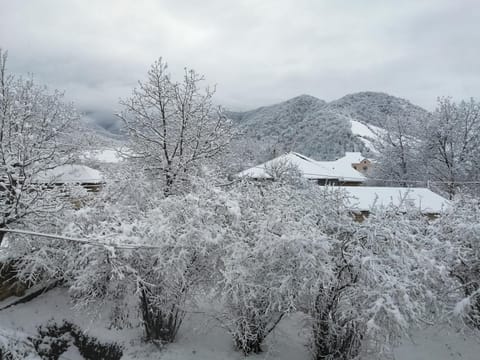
[0, 289, 310, 360]
[82, 148, 126, 164]
[35, 164, 103, 184]
[340, 186, 450, 213]
[0, 289, 479, 360]
[59, 345, 83, 360]
[350, 119, 383, 152]
[394, 327, 480, 360]
[315, 152, 368, 182]
[236, 152, 366, 182]
[236, 152, 328, 179]
[350, 119, 383, 139]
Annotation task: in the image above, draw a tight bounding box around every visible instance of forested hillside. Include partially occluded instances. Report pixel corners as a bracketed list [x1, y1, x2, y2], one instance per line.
[227, 92, 429, 166]
[327, 91, 430, 128]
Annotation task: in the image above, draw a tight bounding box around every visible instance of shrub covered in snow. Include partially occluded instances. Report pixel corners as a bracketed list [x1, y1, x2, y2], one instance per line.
[306, 208, 453, 359]
[435, 197, 480, 329]
[0, 327, 37, 360]
[46, 175, 233, 343]
[214, 181, 331, 354]
[3, 162, 477, 359]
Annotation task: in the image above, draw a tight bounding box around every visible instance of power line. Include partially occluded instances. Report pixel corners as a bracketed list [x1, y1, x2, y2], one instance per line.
[0, 228, 162, 250]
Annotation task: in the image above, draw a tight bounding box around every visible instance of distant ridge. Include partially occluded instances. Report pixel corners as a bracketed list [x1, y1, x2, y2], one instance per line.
[326, 91, 430, 128]
[227, 92, 430, 166]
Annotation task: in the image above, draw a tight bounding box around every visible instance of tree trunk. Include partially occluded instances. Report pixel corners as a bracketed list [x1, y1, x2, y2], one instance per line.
[139, 285, 183, 343]
[0, 229, 5, 246]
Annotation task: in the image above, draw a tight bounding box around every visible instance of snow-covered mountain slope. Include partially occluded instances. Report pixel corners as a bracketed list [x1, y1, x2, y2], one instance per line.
[228, 92, 428, 164]
[327, 91, 430, 128]
[350, 119, 382, 139]
[349, 119, 384, 152]
[228, 95, 366, 163]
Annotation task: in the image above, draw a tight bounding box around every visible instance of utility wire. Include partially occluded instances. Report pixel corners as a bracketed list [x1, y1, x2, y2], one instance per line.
[0, 228, 162, 250]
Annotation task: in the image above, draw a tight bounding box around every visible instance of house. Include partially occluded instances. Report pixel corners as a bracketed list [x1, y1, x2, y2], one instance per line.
[351, 158, 373, 175]
[315, 152, 372, 184]
[237, 152, 450, 218]
[236, 152, 367, 185]
[337, 186, 450, 219]
[35, 164, 104, 192]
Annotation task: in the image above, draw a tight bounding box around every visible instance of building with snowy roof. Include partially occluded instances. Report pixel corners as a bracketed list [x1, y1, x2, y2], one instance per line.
[35, 164, 104, 192]
[236, 152, 367, 185]
[236, 152, 450, 217]
[339, 186, 450, 218]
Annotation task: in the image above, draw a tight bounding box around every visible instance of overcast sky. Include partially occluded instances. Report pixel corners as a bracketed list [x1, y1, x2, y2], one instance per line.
[1, 0, 479, 129]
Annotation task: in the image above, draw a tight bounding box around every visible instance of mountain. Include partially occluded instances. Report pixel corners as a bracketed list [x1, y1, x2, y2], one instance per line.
[326, 92, 430, 128]
[227, 92, 431, 168]
[227, 94, 366, 165]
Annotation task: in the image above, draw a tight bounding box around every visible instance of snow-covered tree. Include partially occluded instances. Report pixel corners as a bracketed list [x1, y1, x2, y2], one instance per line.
[5, 153, 464, 359]
[434, 196, 480, 329]
[371, 113, 426, 186]
[263, 158, 303, 183]
[0, 49, 81, 244]
[131, 188, 228, 343]
[372, 97, 480, 197]
[118, 58, 233, 195]
[215, 181, 331, 354]
[48, 173, 231, 342]
[303, 190, 453, 359]
[423, 97, 480, 198]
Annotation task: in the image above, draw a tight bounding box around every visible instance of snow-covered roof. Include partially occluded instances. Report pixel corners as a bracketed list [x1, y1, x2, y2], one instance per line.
[315, 152, 368, 181]
[236, 152, 366, 182]
[340, 186, 450, 214]
[35, 164, 103, 184]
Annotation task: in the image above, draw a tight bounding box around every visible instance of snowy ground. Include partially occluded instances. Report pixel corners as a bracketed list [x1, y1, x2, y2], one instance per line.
[394, 327, 480, 360]
[0, 289, 479, 359]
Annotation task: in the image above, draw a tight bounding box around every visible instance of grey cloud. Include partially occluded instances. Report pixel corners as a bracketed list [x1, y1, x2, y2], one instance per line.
[1, 0, 479, 130]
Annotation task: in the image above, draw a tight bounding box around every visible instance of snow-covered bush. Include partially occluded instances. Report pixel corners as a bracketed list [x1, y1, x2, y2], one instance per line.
[131, 189, 229, 343]
[4, 156, 462, 359]
[34, 321, 123, 360]
[0, 204, 83, 291]
[306, 204, 453, 360]
[264, 158, 303, 184]
[215, 181, 331, 355]
[58, 174, 232, 343]
[59, 200, 141, 330]
[0, 328, 37, 360]
[435, 197, 480, 329]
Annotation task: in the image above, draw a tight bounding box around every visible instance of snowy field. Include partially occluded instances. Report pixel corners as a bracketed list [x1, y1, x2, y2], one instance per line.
[1, 289, 479, 359]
